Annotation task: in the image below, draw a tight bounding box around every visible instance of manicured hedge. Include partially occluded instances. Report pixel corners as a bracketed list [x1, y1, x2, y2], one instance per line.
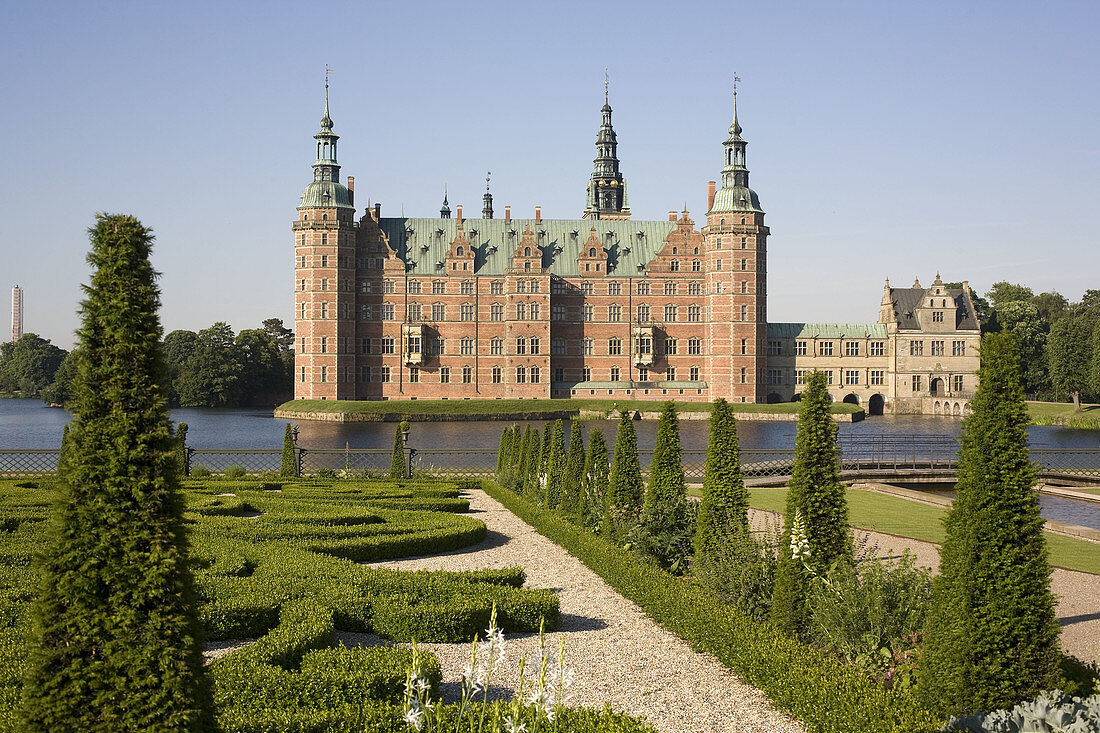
[483, 481, 943, 733]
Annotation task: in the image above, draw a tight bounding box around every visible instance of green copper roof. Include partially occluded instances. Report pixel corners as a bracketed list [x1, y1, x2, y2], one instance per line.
[377, 217, 681, 277]
[300, 181, 353, 209]
[767, 323, 888, 339]
[709, 185, 762, 213]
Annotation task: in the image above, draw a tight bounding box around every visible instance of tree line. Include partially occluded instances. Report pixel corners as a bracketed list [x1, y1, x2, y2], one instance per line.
[0, 319, 294, 408]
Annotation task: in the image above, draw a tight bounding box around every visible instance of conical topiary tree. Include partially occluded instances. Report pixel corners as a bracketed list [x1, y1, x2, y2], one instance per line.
[645, 402, 685, 508]
[607, 411, 643, 533]
[175, 422, 189, 477]
[544, 419, 567, 507]
[22, 214, 213, 731]
[522, 427, 542, 499]
[772, 370, 850, 636]
[495, 426, 509, 478]
[539, 421, 554, 474]
[389, 421, 409, 479]
[560, 421, 586, 513]
[694, 398, 747, 564]
[581, 428, 609, 521]
[280, 422, 297, 478]
[918, 333, 1060, 717]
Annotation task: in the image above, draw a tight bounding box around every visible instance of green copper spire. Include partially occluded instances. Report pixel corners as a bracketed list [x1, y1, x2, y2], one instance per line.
[583, 71, 629, 220]
[299, 72, 353, 210]
[440, 188, 451, 219]
[709, 75, 763, 214]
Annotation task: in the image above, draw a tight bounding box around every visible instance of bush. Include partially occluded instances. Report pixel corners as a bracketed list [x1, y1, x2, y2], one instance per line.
[280, 423, 297, 478]
[694, 398, 748, 567]
[628, 494, 697, 575]
[607, 411, 642, 538]
[191, 463, 212, 478]
[224, 464, 246, 479]
[693, 519, 780, 623]
[645, 402, 684, 508]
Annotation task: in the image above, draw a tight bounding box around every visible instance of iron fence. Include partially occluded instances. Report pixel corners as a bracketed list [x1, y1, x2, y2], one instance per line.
[0, 450, 59, 476]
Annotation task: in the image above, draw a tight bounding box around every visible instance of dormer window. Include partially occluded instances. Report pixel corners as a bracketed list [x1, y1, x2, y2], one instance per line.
[589, 248, 596, 257]
[456, 246, 464, 256]
[524, 247, 531, 256]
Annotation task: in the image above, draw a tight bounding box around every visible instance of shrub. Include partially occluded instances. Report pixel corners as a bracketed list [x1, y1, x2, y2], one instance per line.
[21, 214, 213, 731]
[607, 411, 642, 533]
[545, 419, 566, 508]
[191, 463, 212, 478]
[390, 421, 409, 479]
[175, 422, 189, 475]
[580, 428, 609, 529]
[919, 332, 1061, 717]
[627, 495, 697, 574]
[280, 423, 297, 478]
[942, 689, 1100, 732]
[645, 402, 684, 509]
[694, 398, 747, 568]
[224, 464, 246, 479]
[560, 420, 586, 513]
[693, 518, 780, 623]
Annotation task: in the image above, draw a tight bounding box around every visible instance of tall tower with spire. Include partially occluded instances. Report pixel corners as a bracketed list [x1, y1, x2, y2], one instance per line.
[582, 73, 630, 220]
[294, 72, 358, 400]
[703, 78, 770, 403]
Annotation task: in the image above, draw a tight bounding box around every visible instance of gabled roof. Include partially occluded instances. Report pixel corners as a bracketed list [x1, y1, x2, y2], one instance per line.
[376, 218, 680, 277]
[767, 323, 888, 339]
[888, 287, 979, 331]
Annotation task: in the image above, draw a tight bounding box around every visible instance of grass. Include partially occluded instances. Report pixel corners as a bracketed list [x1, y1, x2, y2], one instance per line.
[277, 397, 863, 417]
[1027, 401, 1100, 429]
[686, 485, 1100, 575]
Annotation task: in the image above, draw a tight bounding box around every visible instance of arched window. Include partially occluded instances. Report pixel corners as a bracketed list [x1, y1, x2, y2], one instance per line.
[322, 213, 328, 221]
[524, 247, 531, 256]
[589, 248, 596, 257]
[456, 246, 464, 256]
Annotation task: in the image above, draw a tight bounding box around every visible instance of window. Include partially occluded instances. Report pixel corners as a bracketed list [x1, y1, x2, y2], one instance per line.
[845, 341, 860, 356]
[407, 303, 421, 321]
[408, 280, 421, 294]
[462, 366, 472, 384]
[661, 366, 673, 381]
[670, 260, 680, 272]
[551, 304, 565, 321]
[664, 281, 677, 296]
[359, 304, 372, 321]
[912, 375, 923, 392]
[609, 338, 622, 356]
[516, 337, 527, 355]
[320, 302, 329, 319]
[300, 302, 307, 319]
[795, 370, 807, 385]
[910, 340, 924, 356]
[608, 282, 621, 296]
[530, 367, 541, 384]
[953, 375, 964, 392]
[490, 337, 503, 355]
[664, 304, 677, 321]
[952, 340, 966, 356]
[320, 366, 327, 382]
[690, 366, 700, 381]
[845, 370, 859, 385]
[433, 280, 446, 294]
[688, 281, 701, 296]
[440, 367, 450, 383]
[636, 335, 652, 356]
[381, 366, 391, 383]
[490, 304, 503, 321]
[461, 280, 474, 295]
[319, 337, 328, 354]
[870, 370, 885, 385]
[300, 278, 306, 291]
[819, 341, 833, 356]
[517, 303, 528, 320]
[460, 304, 475, 321]
[740, 258, 747, 271]
[381, 303, 395, 320]
[299, 255, 306, 267]
[582, 338, 593, 355]
[517, 280, 527, 294]
[636, 281, 650, 295]
[768, 369, 782, 385]
[554, 367, 564, 382]
[320, 253, 328, 266]
[824, 370, 834, 385]
[767, 340, 782, 356]
[740, 367, 747, 384]
[383, 279, 395, 294]
[550, 279, 565, 294]
[610, 366, 620, 381]
[429, 337, 444, 355]
[688, 305, 701, 322]
[932, 311, 944, 323]
[406, 336, 421, 355]
[360, 337, 371, 354]
[740, 338, 747, 355]
[381, 337, 395, 354]
[870, 341, 885, 356]
[688, 338, 701, 355]
[516, 366, 527, 384]
[359, 365, 372, 382]
[637, 304, 650, 322]
[665, 338, 677, 355]
[529, 337, 540, 354]
[794, 340, 807, 356]
[740, 281, 748, 294]
[583, 304, 594, 322]
[581, 281, 594, 295]
[461, 338, 474, 355]
[582, 366, 592, 381]
[409, 367, 419, 383]
[741, 236, 747, 249]
[432, 303, 446, 321]
[638, 367, 648, 381]
[692, 260, 701, 272]
[609, 304, 622, 322]
[740, 304, 748, 321]
[490, 280, 502, 295]
[529, 279, 540, 293]
[492, 367, 502, 384]
[931, 340, 945, 356]
[551, 338, 565, 355]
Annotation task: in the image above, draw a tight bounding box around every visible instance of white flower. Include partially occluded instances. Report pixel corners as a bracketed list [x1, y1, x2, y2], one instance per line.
[526, 688, 549, 708]
[415, 677, 431, 694]
[402, 705, 424, 731]
[503, 716, 527, 733]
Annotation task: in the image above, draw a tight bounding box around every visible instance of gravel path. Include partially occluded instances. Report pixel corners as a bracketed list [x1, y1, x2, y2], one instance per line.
[363, 488, 805, 733]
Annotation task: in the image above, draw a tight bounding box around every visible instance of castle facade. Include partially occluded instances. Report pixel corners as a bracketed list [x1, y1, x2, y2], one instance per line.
[292, 87, 979, 415]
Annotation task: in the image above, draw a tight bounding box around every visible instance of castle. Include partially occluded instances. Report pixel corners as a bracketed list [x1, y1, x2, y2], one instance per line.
[292, 84, 980, 415]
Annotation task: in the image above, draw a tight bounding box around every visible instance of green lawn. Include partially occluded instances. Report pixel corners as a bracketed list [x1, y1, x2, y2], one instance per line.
[686, 485, 1100, 575]
[277, 398, 862, 417]
[1027, 401, 1100, 429]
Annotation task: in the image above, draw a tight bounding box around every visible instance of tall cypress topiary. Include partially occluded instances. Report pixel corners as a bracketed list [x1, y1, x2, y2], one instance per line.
[495, 426, 509, 478]
[523, 427, 542, 499]
[608, 411, 643, 515]
[389, 421, 409, 479]
[279, 422, 297, 478]
[918, 333, 1060, 716]
[694, 398, 747, 563]
[539, 421, 554, 474]
[581, 428, 609, 519]
[22, 214, 213, 731]
[544, 419, 566, 507]
[516, 426, 533, 489]
[175, 422, 189, 477]
[771, 370, 849, 636]
[645, 402, 685, 508]
[560, 420, 586, 513]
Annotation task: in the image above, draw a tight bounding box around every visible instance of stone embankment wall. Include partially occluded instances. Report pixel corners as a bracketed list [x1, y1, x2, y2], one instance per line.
[274, 408, 865, 423]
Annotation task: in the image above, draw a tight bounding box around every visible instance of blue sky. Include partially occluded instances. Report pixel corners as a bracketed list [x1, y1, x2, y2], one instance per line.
[2, 0, 1097, 349]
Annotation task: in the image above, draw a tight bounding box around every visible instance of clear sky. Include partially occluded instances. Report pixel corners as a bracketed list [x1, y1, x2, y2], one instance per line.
[2, 0, 1097, 349]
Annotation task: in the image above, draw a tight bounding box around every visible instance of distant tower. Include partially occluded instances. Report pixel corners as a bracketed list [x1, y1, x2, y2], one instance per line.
[482, 172, 494, 219]
[440, 189, 451, 219]
[10, 285, 23, 343]
[582, 73, 630, 220]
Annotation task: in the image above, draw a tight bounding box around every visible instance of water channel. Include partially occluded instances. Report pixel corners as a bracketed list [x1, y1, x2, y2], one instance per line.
[3, 398, 1099, 530]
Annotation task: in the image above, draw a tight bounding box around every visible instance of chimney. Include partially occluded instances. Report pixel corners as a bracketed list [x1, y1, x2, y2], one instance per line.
[707, 181, 716, 211]
[505, 205, 511, 223]
[374, 202, 381, 221]
[535, 206, 541, 224]
[668, 210, 677, 222]
[347, 176, 355, 206]
[456, 204, 463, 225]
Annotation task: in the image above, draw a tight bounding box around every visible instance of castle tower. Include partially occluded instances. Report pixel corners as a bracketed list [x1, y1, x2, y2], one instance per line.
[10, 285, 23, 343]
[293, 79, 358, 400]
[482, 173, 494, 219]
[582, 76, 630, 220]
[702, 82, 770, 402]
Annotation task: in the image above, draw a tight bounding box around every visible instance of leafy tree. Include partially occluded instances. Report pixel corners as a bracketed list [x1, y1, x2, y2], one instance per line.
[1030, 291, 1069, 324]
[544, 419, 566, 507]
[1048, 315, 1095, 410]
[1091, 325, 1100, 400]
[560, 421, 586, 513]
[235, 328, 290, 407]
[40, 348, 81, 405]
[280, 423, 297, 478]
[772, 370, 850, 636]
[0, 333, 67, 397]
[918, 332, 1060, 716]
[645, 402, 685, 508]
[581, 428, 609, 521]
[607, 411, 643, 515]
[161, 330, 198, 407]
[986, 281, 1034, 310]
[694, 398, 747, 565]
[389, 421, 409, 479]
[996, 300, 1050, 397]
[21, 213, 213, 730]
[174, 322, 242, 408]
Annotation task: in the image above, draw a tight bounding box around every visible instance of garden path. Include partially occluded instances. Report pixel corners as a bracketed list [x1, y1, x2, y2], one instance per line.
[358, 488, 805, 733]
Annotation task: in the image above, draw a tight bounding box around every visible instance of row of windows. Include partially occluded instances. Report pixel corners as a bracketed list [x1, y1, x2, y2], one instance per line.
[336, 302, 724, 323]
[324, 277, 746, 298]
[910, 340, 968, 356]
[784, 369, 887, 386]
[304, 364, 708, 385]
[911, 375, 965, 392]
[333, 335, 707, 357]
